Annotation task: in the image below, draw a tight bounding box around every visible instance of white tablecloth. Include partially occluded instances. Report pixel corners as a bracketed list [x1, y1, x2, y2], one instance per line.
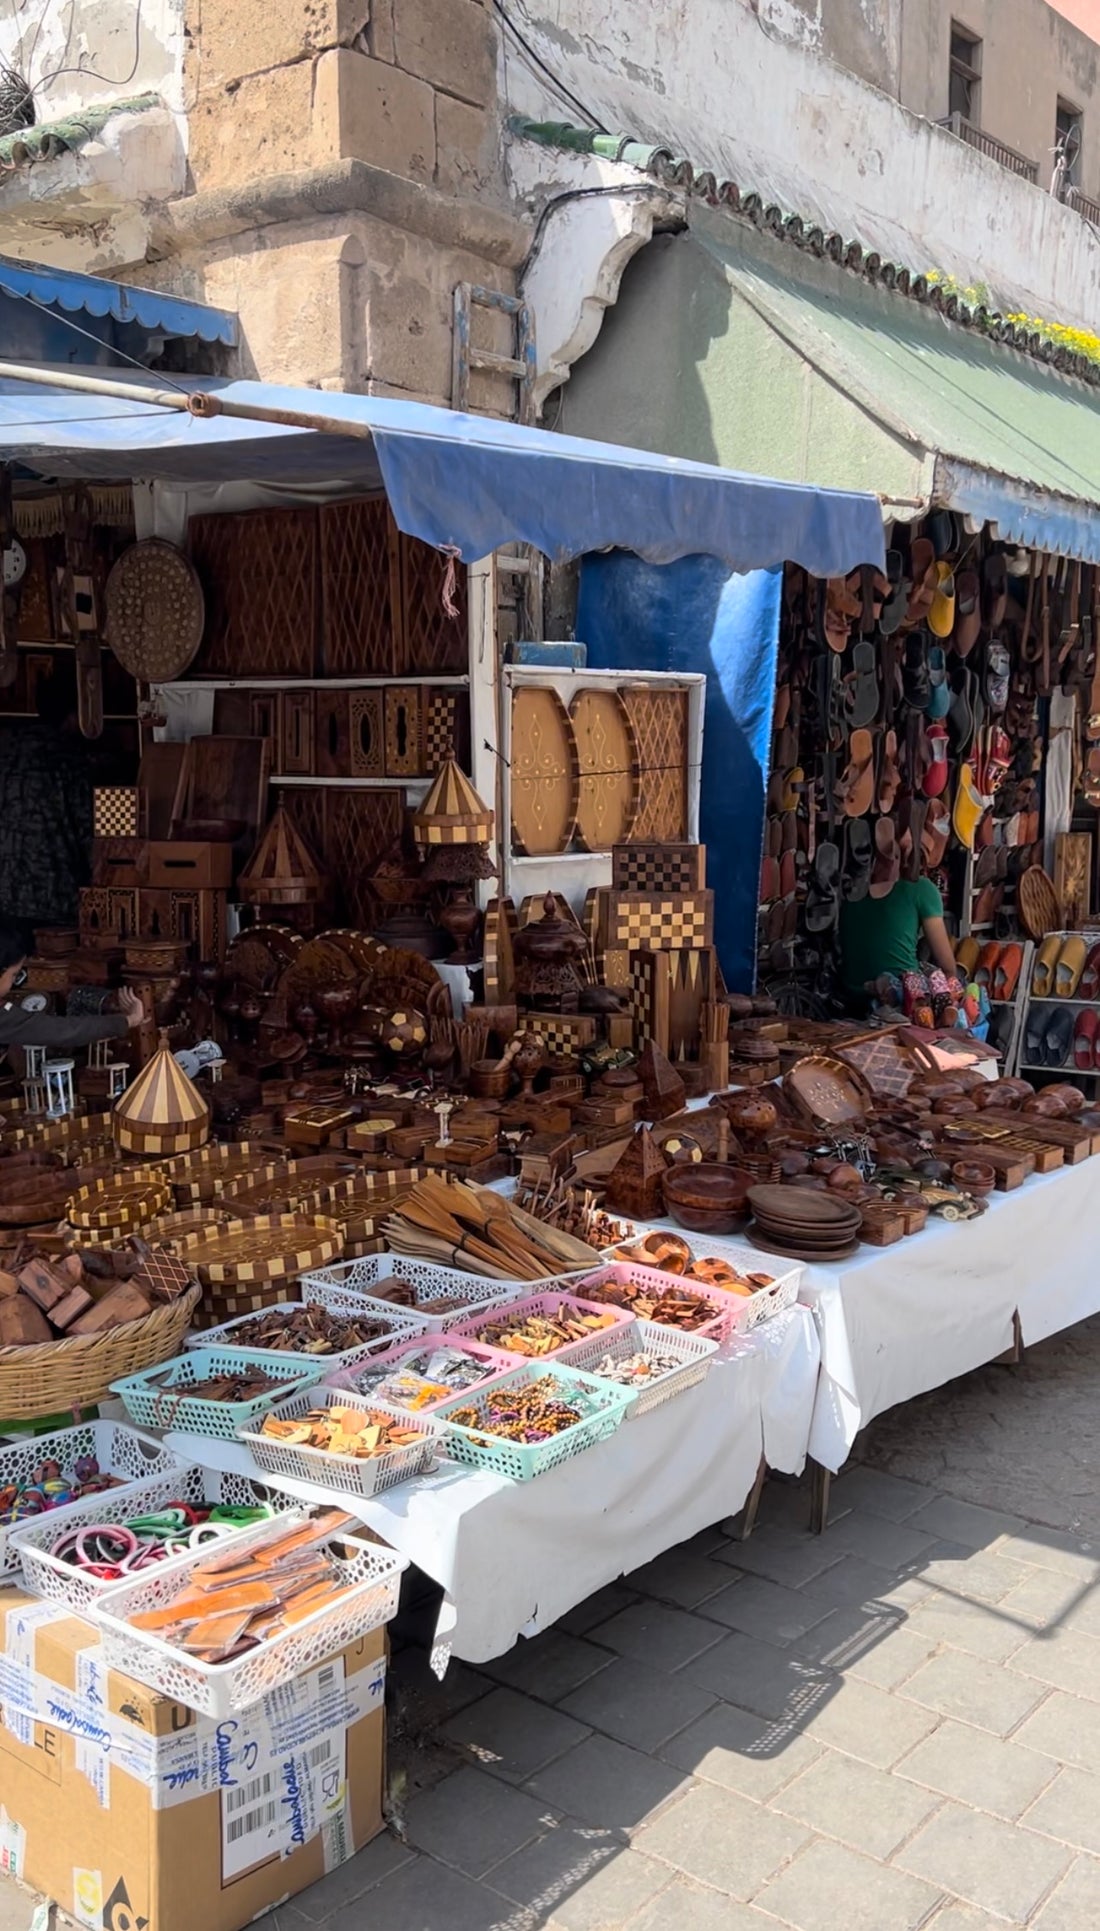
[802, 1158, 1100, 1473]
[166, 1304, 819, 1668]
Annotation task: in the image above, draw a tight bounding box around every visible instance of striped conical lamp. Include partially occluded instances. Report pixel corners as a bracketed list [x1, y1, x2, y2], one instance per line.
[112, 1038, 211, 1157]
[412, 759, 494, 846]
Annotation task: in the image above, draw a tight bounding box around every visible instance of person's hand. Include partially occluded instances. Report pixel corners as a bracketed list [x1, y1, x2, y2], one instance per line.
[117, 988, 145, 1030]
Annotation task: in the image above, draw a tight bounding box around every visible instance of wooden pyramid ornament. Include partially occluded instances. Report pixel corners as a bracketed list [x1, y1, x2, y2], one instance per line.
[238, 806, 327, 906]
[604, 1125, 667, 1220]
[113, 1036, 210, 1157]
[637, 1038, 687, 1121]
[413, 759, 494, 846]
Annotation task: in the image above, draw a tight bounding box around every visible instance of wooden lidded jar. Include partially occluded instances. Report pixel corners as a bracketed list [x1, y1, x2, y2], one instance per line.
[112, 1038, 211, 1157]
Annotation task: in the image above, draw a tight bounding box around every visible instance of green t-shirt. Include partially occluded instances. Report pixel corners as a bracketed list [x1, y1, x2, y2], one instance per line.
[838, 877, 943, 991]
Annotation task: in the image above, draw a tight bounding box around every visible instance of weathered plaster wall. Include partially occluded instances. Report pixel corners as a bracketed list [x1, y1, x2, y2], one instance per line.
[502, 0, 1100, 334]
[0, 0, 186, 120]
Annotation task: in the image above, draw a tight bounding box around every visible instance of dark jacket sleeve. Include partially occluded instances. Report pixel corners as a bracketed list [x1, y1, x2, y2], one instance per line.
[0, 1008, 129, 1050]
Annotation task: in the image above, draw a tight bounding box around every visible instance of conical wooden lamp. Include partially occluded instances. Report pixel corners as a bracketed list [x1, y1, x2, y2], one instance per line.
[239, 805, 327, 906]
[113, 1037, 210, 1156]
[413, 759, 494, 846]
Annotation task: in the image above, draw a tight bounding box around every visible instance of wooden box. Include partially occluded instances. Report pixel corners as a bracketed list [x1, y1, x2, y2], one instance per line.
[147, 841, 234, 889]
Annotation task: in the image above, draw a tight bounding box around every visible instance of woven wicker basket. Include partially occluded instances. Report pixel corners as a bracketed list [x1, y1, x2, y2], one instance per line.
[0, 1283, 201, 1423]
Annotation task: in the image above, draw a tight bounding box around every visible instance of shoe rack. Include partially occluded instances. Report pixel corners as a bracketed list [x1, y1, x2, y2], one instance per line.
[1016, 931, 1100, 1082]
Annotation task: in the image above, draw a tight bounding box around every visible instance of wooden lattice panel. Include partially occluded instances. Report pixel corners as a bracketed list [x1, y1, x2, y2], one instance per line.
[612, 843, 706, 893]
[608, 891, 713, 951]
[620, 687, 689, 842]
[188, 507, 318, 677]
[319, 496, 400, 675]
[400, 531, 467, 674]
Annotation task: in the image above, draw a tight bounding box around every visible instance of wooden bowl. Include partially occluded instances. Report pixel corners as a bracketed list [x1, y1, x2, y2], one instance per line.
[663, 1162, 754, 1234]
[469, 1059, 512, 1099]
[953, 1160, 996, 1196]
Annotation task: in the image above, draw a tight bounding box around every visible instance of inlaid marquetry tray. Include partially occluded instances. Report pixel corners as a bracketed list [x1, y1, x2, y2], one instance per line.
[179, 1213, 344, 1286]
[67, 1173, 173, 1232]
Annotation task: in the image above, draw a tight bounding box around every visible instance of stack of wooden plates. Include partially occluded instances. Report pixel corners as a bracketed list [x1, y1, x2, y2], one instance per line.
[746, 1185, 863, 1262]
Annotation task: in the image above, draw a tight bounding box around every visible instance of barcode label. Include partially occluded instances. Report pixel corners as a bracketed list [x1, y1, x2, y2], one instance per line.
[225, 1771, 276, 1819]
[226, 1801, 279, 1845]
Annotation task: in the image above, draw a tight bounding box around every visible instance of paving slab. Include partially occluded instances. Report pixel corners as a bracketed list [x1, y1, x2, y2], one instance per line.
[1023, 1767, 1100, 1857]
[659, 1699, 824, 1803]
[794, 1671, 941, 1768]
[714, 1524, 846, 1589]
[771, 1746, 941, 1858]
[1009, 1627, 1100, 1701]
[1033, 1855, 1100, 1929]
[558, 1655, 716, 1754]
[405, 1764, 556, 1877]
[681, 1628, 836, 1723]
[587, 1601, 724, 1673]
[626, 1876, 769, 1930]
[481, 1630, 615, 1705]
[753, 1836, 943, 1931]
[896, 1800, 1073, 1923]
[488, 1824, 670, 1930]
[899, 1647, 1049, 1735]
[832, 1467, 939, 1520]
[330, 1855, 541, 1930]
[632, 1781, 810, 1898]
[897, 1718, 1058, 1821]
[908, 1496, 1026, 1549]
[442, 1686, 591, 1785]
[1014, 1691, 1100, 1773]
[700, 1572, 834, 1644]
[526, 1733, 693, 1833]
[624, 1547, 733, 1610]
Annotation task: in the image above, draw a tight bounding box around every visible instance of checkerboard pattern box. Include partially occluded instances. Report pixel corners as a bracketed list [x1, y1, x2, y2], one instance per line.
[608, 891, 714, 951]
[611, 843, 706, 893]
[627, 949, 671, 1053]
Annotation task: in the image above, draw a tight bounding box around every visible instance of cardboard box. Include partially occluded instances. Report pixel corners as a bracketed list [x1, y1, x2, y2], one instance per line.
[0, 1586, 386, 1931]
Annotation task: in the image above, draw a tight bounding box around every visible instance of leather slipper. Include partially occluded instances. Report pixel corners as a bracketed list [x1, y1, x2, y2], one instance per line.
[903, 633, 931, 709]
[953, 570, 982, 657]
[1078, 941, 1100, 1001]
[952, 762, 985, 849]
[877, 729, 901, 813]
[922, 721, 950, 797]
[974, 942, 1001, 988]
[1055, 935, 1088, 998]
[1075, 1007, 1099, 1070]
[1033, 933, 1062, 998]
[955, 935, 981, 979]
[1044, 1007, 1076, 1069]
[922, 797, 950, 867]
[925, 644, 951, 719]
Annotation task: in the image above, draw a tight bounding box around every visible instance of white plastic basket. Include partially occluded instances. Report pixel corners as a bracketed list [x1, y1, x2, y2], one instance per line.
[556, 1318, 719, 1417]
[572, 1262, 796, 1346]
[593, 1233, 803, 1338]
[298, 1254, 530, 1331]
[239, 1383, 442, 1499]
[185, 1293, 427, 1367]
[93, 1513, 407, 1717]
[0, 1420, 189, 1578]
[432, 1361, 636, 1480]
[11, 1464, 298, 1614]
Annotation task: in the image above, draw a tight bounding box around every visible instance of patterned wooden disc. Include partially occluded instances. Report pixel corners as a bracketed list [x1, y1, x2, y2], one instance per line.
[225, 925, 302, 993]
[105, 539, 205, 681]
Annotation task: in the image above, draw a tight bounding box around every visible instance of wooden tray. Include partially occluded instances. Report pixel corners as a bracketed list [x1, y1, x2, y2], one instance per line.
[569, 689, 639, 852]
[784, 1054, 871, 1127]
[975, 1110, 1096, 1164]
[67, 1173, 173, 1231]
[152, 1141, 270, 1203]
[178, 1213, 344, 1286]
[510, 686, 579, 856]
[934, 1117, 1064, 1174]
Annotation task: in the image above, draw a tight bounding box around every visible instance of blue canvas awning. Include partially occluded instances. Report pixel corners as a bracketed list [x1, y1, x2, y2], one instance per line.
[0, 259, 237, 346]
[0, 370, 884, 575]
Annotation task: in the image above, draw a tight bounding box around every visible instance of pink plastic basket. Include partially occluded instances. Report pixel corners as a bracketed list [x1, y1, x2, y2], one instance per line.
[568, 1264, 752, 1346]
[451, 1291, 635, 1357]
[324, 1332, 518, 1410]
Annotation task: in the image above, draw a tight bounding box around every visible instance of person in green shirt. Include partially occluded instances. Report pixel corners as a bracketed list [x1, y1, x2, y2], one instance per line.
[839, 875, 962, 1024]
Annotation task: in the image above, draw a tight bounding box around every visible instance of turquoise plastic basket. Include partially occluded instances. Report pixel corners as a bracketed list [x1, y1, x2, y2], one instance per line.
[432, 1361, 636, 1481]
[111, 1349, 325, 1440]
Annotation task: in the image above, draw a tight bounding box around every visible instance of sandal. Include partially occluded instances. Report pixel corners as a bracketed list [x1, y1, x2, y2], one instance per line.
[869, 816, 900, 899]
[844, 639, 880, 728]
[843, 818, 873, 902]
[835, 729, 875, 816]
[877, 729, 901, 813]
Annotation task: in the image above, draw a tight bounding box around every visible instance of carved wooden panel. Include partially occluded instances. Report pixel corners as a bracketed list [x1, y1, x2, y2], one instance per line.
[620, 687, 689, 842]
[281, 690, 315, 776]
[315, 688, 351, 778]
[319, 496, 401, 675]
[189, 506, 318, 677]
[400, 532, 467, 674]
[384, 685, 423, 777]
[274, 786, 403, 930]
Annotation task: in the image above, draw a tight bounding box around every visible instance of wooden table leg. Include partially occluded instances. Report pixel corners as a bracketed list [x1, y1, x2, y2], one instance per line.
[809, 1458, 832, 1534]
[738, 1456, 768, 1541]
